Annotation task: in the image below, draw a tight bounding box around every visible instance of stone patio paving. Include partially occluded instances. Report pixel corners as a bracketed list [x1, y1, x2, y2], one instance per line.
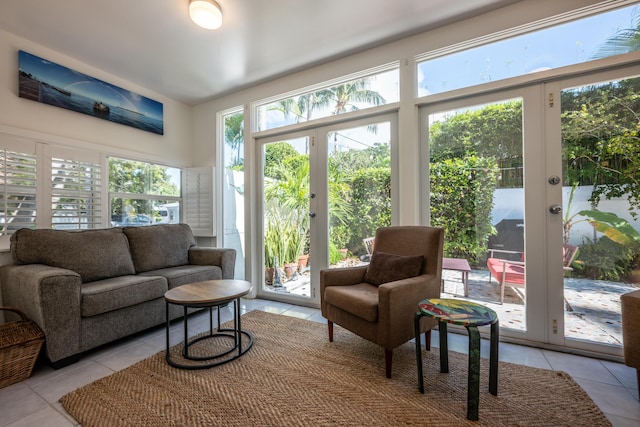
[441, 268, 637, 345]
[272, 261, 637, 346]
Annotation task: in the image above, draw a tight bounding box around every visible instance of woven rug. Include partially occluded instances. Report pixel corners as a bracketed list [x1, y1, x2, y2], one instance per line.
[60, 310, 611, 426]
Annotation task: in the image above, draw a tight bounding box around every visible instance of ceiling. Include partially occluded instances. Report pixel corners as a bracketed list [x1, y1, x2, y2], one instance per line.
[0, 0, 519, 106]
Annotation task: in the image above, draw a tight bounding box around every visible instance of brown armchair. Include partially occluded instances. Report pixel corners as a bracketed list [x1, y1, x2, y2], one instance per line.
[320, 226, 444, 378]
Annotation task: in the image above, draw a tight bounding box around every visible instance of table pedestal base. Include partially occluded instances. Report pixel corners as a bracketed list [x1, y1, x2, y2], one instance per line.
[166, 298, 253, 370]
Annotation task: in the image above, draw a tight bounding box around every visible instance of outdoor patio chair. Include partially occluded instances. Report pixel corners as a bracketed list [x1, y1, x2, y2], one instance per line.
[487, 244, 578, 304]
[360, 236, 375, 262]
[320, 226, 444, 378]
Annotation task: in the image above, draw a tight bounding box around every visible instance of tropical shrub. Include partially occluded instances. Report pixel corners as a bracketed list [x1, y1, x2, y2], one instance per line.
[430, 155, 499, 265]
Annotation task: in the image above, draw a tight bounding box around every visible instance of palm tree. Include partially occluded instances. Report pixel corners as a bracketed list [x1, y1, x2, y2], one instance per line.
[325, 79, 386, 114]
[224, 114, 244, 167]
[592, 8, 640, 58]
[272, 77, 386, 122]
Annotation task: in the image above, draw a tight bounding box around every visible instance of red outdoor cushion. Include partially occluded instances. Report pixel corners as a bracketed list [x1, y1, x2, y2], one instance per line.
[487, 258, 525, 285]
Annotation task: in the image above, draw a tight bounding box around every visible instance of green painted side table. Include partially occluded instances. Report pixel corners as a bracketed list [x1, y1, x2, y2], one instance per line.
[414, 298, 499, 421]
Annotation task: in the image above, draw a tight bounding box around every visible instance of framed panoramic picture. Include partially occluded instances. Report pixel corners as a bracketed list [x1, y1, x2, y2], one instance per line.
[18, 50, 164, 135]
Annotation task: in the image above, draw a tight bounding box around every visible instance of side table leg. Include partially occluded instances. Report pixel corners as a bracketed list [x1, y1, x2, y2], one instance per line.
[489, 320, 499, 395]
[165, 301, 170, 359]
[414, 312, 424, 393]
[439, 321, 449, 373]
[236, 298, 242, 356]
[467, 325, 481, 421]
[182, 306, 189, 358]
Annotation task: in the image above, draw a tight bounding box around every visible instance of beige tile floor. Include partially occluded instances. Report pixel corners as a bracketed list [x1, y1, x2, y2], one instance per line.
[1, 298, 638, 426]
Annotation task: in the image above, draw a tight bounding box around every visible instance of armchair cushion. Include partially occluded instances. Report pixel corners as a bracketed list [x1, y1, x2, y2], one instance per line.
[364, 251, 424, 286]
[324, 283, 379, 322]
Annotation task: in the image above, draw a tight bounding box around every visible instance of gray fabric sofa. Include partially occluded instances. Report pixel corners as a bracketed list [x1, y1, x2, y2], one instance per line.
[0, 224, 236, 368]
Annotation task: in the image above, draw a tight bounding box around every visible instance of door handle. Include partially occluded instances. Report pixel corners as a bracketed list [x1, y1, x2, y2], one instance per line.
[549, 205, 562, 214]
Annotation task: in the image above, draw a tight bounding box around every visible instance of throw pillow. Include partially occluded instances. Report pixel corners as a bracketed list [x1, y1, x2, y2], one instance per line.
[364, 251, 424, 286]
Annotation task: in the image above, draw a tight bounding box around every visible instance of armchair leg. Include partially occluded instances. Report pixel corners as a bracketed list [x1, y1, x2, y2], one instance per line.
[385, 349, 393, 378]
[328, 321, 334, 342]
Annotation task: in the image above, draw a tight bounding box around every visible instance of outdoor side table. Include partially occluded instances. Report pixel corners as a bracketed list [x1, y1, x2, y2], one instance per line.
[414, 298, 499, 421]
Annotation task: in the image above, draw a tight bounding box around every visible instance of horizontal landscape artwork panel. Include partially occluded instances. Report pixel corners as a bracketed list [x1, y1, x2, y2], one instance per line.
[18, 50, 163, 135]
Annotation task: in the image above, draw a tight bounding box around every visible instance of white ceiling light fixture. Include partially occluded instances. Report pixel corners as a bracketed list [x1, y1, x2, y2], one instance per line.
[189, 0, 222, 30]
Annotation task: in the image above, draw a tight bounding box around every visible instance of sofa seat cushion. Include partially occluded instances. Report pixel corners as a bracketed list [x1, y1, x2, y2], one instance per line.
[124, 224, 196, 273]
[10, 228, 135, 283]
[81, 275, 168, 317]
[140, 265, 223, 289]
[324, 283, 379, 323]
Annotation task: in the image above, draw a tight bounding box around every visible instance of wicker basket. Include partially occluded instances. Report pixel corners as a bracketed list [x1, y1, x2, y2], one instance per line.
[0, 307, 45, 389]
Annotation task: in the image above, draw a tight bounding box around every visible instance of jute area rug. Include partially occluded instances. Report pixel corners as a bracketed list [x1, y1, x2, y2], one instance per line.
[60, 310, 611, 426]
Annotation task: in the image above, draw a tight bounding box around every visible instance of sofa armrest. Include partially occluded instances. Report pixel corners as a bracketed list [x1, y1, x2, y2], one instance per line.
[0, 264, 82, 363]
[188, 247, 237, 279]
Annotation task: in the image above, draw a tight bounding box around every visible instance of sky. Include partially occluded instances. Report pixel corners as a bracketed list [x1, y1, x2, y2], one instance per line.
[418, 5, 638, 96]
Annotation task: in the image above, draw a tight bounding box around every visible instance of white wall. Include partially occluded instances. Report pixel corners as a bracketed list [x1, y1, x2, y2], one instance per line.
[0, 28, 193, 166]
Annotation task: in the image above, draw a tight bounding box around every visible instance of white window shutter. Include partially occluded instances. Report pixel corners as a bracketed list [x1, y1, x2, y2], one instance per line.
[184, 167, 215, 236]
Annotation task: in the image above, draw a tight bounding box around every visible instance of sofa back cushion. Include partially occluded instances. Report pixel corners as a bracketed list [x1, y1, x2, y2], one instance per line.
[123, 224, 196, 273]
[10, 228, 135, 282]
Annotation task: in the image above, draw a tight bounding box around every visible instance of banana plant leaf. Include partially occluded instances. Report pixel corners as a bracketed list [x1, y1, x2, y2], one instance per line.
[578, 209, 640, 247]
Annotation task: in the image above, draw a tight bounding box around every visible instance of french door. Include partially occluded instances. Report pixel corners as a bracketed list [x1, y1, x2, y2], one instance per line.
[421, 86, 539, 343]
[256, 113, 397, 307]
[421, 64, 639, 356]
[545, 65, 640, 356]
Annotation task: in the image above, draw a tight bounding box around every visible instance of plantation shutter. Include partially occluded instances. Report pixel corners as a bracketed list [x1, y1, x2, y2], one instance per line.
[51, 147, 102, 229]
[0, 144, 37, 236]
[185, 167, 215, 236]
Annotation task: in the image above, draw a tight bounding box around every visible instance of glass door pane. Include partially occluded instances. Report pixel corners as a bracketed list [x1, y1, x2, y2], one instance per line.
[326, 122, 392, 267]
[262, 137, 311, 300]
[428, 98, 526, 331]
[560, 75, 640, 348]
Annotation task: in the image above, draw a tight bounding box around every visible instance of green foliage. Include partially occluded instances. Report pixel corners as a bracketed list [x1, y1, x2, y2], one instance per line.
[429, 100, 523, 188]
[224, 113, 244, 169]
[430, 156, 499, 265]
[578, 209, 640, 247]
[561, 77, 640, 218]
[575, 236, 632, 281]
[264, 142, 300, 179]
[331, 167, 391, 255]
[329, 241, 343, 265]
[109, 158, 178, 217]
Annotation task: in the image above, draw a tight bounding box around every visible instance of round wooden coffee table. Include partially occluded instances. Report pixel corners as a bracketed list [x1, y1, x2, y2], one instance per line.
[164, 279, 253, 369]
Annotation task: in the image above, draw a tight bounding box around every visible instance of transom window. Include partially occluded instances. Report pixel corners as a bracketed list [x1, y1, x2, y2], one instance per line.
[256, 66, 399, 132]
[417, 4, 639, 97]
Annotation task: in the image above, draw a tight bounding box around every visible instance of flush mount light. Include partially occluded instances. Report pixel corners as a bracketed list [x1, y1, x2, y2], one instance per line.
[189, 0, 222, 30]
